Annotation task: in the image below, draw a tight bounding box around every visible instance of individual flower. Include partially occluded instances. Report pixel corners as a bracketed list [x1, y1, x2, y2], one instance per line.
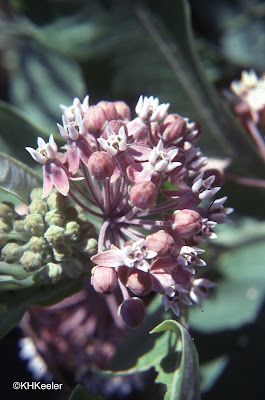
[162, 285, 192, 317]
[26, 135, 69, 198]
[135, 95, 169, 122]
[97, 125, 127, 156]
[60, 95, 89, 121]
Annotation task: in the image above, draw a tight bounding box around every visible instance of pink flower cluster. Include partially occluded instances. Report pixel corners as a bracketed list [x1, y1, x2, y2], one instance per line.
[26, 95, 232, 328]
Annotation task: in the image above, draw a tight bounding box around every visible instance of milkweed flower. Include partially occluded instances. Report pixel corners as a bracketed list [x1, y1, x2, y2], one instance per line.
[25, 94, 232, 327]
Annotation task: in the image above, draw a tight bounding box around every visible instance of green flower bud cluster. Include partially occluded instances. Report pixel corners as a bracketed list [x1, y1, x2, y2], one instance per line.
[0, 189, 97, 285]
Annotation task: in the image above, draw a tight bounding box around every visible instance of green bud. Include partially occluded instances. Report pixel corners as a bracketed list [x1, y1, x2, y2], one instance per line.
[42, 262, 62, 283]
[47, 192, 69, 210]
[79, 221, 95, 237]
[0, 218, 12, 233]
[29, 236, 47, 253]
[44, 210, 65, 226]
[81, 238, 98, 255]
[24, 214, 45, 236]
[28, 199, 48, 217]
[13, 216, 26, 232]
[62, 259, 83, 278]
[52, 244, 73, 262]
[64, 221, 80, 241]
[44, 225, 65, 245]
[2, 243, 24, 263]
[0, 202, 16, 220]
[30, 188, 43, 201]
[61, 206, 78, 221]
[20, 250, 43, 271]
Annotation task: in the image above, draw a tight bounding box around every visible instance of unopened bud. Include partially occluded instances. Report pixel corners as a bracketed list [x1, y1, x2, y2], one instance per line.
[127, 270, 153, 296]
[44, 225, 65, 245]
[20, 251, 43, 271]
[0, 202, 16, 220]
[129, 181, 158, 210]
[88, 151, 116, 181]
[172, 209, 202, 238]
[42, 262, 62, 283]
[91, 266, 118, 294]
[24, 214, 45, 236]
[13, 216, 26, 232]
[28, 199, 48, 217]
[113, 101, 131, 120]
[29, 236, 47, 253]
[160, 114, 187, 143]
[64, 221, 80, 240]
[52, 244, 73, 262]
[80, 238, 97, 255]
[84, 105, 108, 134]
[102, 120, 127, 139]
[119, 297, 146, 328]
[45, 210, 65, 226]
[147, 230, 175, 256]
[2, 243, 24, 263]
[97, 101, 118, 121]
[0, 218, 12, 233]
[30, 188, 43, 201]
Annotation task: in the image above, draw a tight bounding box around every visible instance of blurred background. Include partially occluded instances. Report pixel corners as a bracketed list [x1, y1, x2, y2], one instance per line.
[0, 0, 264, 399]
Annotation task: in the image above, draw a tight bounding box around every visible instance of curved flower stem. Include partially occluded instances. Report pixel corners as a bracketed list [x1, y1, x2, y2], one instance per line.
[103, 180, 110, 216]
[137, 200, 179, 216]
[111, 175, 127, 211]
[121, 218, 171, 229]
[68, 190, 104, 218]
[70, 181, 98, 207]
[226, 174, 265, 188]
[104, 295, 125, 328]
[98, 220, 110, 252]
[246, 119, 265, 163]
[81, 161, 103, 210]
[120, 226, 145, 241]
[118, 279, 131, 300]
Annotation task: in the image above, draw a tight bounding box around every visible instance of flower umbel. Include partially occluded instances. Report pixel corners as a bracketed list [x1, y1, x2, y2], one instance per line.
[25, 95, 232, 327]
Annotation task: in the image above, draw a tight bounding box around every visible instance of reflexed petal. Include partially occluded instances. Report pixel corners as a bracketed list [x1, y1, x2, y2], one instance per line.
[42, 165, 54, 198]
[49, 161, 69, 196]
[68, 141, 80, 174]
[126, 163, 152, 182]
[91, 250, 124, 267]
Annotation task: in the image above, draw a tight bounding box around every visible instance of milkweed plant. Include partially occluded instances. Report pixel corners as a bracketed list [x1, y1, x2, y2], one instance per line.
[1, 2, 265, 400]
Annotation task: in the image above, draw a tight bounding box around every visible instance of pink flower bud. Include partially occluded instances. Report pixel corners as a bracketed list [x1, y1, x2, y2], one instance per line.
[84, 105, 108, 134]
[172, 209, 202, 238]
[129, 181, 158, 210]
[113, 101, 131, 120]
[91, 266, 118, 294]
[126, 270, 153, 296]
[160, 114, 187, 143]
[102, 120, 128, 140]
[97, 101, 118, 121]
[147, 230, 175, 256]
[88, 151, 116, 180]
[119, 298, 146, 328]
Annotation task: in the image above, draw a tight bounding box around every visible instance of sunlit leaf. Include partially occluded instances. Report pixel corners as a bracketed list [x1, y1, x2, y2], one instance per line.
[0, 152, 41, 204]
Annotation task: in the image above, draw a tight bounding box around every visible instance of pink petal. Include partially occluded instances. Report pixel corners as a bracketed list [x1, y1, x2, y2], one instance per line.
[68, 141, 80, 174]
[128, 144, 152, 161]
[126, 163, 152, 182]
[91, 250, 124, 267]
[42, 165, 54, 198]
[77, 138, 91, 165]
[49, 161, 70, 196]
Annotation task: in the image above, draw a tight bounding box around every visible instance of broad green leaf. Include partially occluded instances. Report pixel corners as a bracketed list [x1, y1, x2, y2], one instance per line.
[69, 384, 104, 400]
[0, 152, 41, 204]
[0, 274, 84, 339]
[190, 237, 265, 332]
[99, 318, 200, 400]
[0, 100, 50, 163]
[150, 320, 200, 400]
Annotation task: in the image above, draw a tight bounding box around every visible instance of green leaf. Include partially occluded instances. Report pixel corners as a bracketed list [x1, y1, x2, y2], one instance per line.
[0, 100, 50, 163]
[190, 234, 265, 332]
[0, 274, 84, 339]
[0, 152, 41, 205]
[200, 356, 229, 394]
[69, 384, 104, 400]
[99, 317, 200, 400]
[0, 262, 43, 291]
[150, 320, 201, 400]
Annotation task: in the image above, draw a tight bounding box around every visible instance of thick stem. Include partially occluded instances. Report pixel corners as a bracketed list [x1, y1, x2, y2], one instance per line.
[98, 219, 110, 252]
